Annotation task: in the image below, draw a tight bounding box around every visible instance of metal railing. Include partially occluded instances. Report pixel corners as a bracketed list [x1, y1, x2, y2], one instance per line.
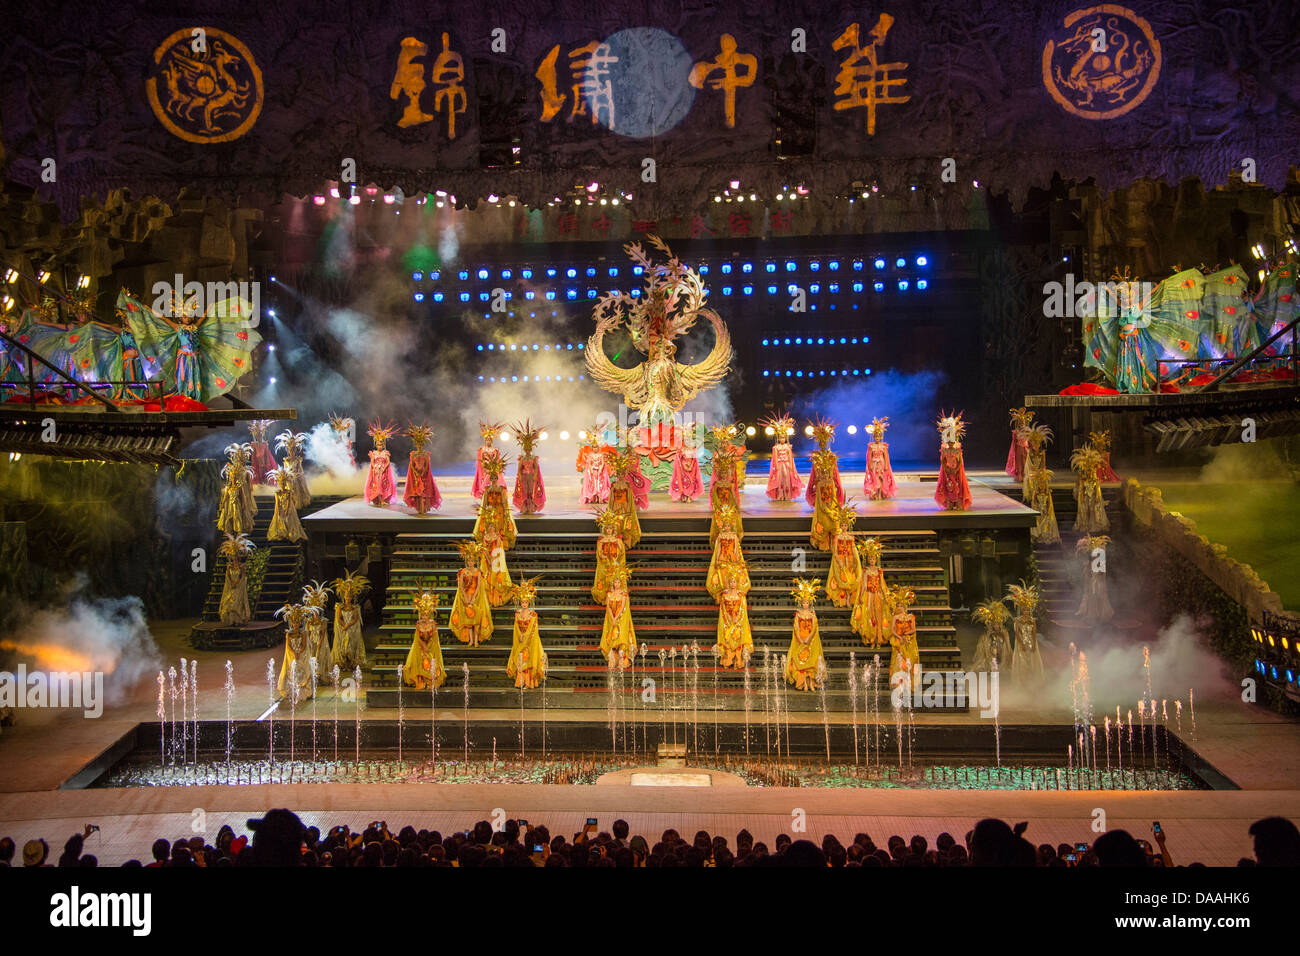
[0, 328, 172, 408]
[1149, 317, 1300, 392]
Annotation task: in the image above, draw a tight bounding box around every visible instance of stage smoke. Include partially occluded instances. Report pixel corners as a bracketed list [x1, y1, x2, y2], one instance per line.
[791, 369, 948, 466]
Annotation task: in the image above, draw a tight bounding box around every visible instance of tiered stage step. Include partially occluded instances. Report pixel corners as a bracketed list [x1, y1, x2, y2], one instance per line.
[1025, 481, 1121, 625]
[191, 494, 345, 650]
[366, 525, 962, 710]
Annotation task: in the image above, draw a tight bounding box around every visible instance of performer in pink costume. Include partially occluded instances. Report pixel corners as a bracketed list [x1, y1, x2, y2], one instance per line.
[1091, 429, 1121, 482]
[804, 417, 845, 506]
[246, 419, 278, 483]
[364, 421, 398, 507]
[934, 412, 973, 511]
[402, 423, 441, 514]
[577, 424, 612, 504]
[620, 428, 651, 509]
[511, 419, 547, 514]
[471, 421, 506, 499]
[1005, 407, 1032, 482]
[761, 411, 803, 501]
[707, 423, 746, 501]
[863, 416, 897, 501]
[669, 425, 705, 502]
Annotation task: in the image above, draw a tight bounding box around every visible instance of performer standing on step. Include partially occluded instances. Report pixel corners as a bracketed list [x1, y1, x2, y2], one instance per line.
[510, 419, 546, 514]
[887, 585, 921, 694]
[669, 423, 705, 502]
[826, 501, 863, 607]
[709, 461, 745, 547]
[785, 577, 826, 691]
[761, 411, 803, 501]
[363, 421, 397, 507]
[507, 577, 548, 689]
[474, 455, 516, 605]
[804, 418, 845, 507]
[934, 412, 973, 511]
[607, 451, 642, 548]
[276, 602, 321, 699]
[863, 417, 898, 501]
[1006, 408, 1033, 483]
[403, 587, 445, 689]
[577, 423, 613, 504]
[715, 561, 753, 669]
[619, 427, 651, 509]
[1006, 580, 1044, 683]
[1075, 534, 1114, 623]
[850, 538, 890, 646]
[1090, 429, 1120, 482]
[302, 580, 333, 668]
[591, 508, 628, 604]
[247, 419, 278, 484]
[1023, 423, 1052, 502]
[707, 508, 749, 600]
[472, 422, 507, 499]
[1070, 444, 1109, 533]
[275, 430, 312, 509]
[330, 569, 369, 669]
[403, 424, 441, 515]
[1030, 467, 1061, 545]
[971, 597, 1012, 674]
[449, 540, 494, 647]
[707, 423, 746, 501]
[329, 413, 356, 469]
[599, 565, 637, 670]
[266, 465, 306, 541]
[217, 446, 254, 535]
[218, 533, 254, 626]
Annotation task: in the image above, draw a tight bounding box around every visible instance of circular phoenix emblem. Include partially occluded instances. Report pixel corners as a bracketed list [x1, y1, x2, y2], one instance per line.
[1042, 5, 1160, 119]
[146, 27, 264, 142]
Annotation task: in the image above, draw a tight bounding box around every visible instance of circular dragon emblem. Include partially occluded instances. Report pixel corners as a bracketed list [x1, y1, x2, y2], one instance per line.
[1042, 5, 1160, 119]
[146, 27, 263, 143]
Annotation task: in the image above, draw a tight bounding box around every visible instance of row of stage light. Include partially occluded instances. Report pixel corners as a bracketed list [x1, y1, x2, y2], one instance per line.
[413, 257, 927, 282]
[415, 280, 925, 305]
[1252, 624, 1300, 691]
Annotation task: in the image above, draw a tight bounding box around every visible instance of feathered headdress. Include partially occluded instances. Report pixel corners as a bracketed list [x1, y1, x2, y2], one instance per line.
[717, 559, 748, 591]
[329, 413, 354, 436]
[1088, 429, 1112, 452]
[481, 452, 510, 482]
[809, 416, 837, 450]
[856, 537, 883, 564]
[512, 419, 543, 456]
[707, 423, 743, 449]
[331, 568, 370, 604]
[1008, 407, 1034, 430]
[367, 420, 396, 448]
[759, 410, 797, 441]
[511, 575, 541, 605]
[834, 499, 860, 532]
[247, 419, 276, 441]
[1031, 467, 1055, 490]
[889, 585, 916, 612]
[607, 449, 631, 478]
[972, 597, 1010, 628]
[218, 532, 255, 560]
[302, 579, 332, 608]
[868, 417, 889, 443]
[936, 411, 967, 445]
[456, 538, 487, 565]
[413, 585, 440, 618]
[479, 421, 504, 443]
[406, 423, 434, 451]
[1069, 444, 1102, 477]
[275, 602, 323, 629]
[595, 506, 625, 534]
[608, 564, 632, 589]
[267, 465, 295, 489]
[223, 442, 246, 463]
[1005, 579, 1040, 614]
[1026, 422, 1053, 449]
[579, 422, 609, 447]
[275, 430, 308, 455]
[790, 577, 822, 607]
[1076, 534, 1110, 553]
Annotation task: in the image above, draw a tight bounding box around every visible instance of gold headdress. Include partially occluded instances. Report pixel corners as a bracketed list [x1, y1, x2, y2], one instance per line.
[580, 422, 609, 447]
[1031, 467, 1054, 490]
[759, 410, 797, 441]
[708, 422, 742, 449]
[329, 413, 354, 436]
[834, 499, 860, 532]
[714, 503, 741, 529]
[718, 559, 749, 591]
[367, 420, 396, 448]
[511, 575, 541, 605]
[1004, 579, 1040, 614]
[405, 423, 434, 451]
[275, 601, 323, 629]
[247, 419, 275, 441]
[607, 449, 631, 478]
[1008, 407, 1034, 430]
[1076, 534, 1110, 553]
[856, 537, 884, 563]
[889, 585, 916, 612]
[512, 419, 543, 456]
[1088, 429, 1112, 452]
[936, 411, 967, 445]
[302, 579, 332, 608]
[456, 538, 487, 565]
[972, 597, 1010, 628]
[274, 430, 308, 455]
[218, 532, 255, 560]
[413, 585, 440, 618]
[331, 568, 371, 604]
[608, 564, 632, 589]
[790, 577, 822, 607]
[1069, 444, 1102, 477]
[868, 417, 889, 443]
[481, 452, 510, 482]
[267, 465, 295, 489]
[595, 506, 625, 534]
[479, 421, 504, 443]
[809, 416, 837, 451]
[1026, 422, 1053, 450]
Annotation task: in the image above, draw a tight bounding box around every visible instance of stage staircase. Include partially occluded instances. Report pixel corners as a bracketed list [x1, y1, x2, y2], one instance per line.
[365, 522, 963, 711]
[1025, 481, 1121, 627]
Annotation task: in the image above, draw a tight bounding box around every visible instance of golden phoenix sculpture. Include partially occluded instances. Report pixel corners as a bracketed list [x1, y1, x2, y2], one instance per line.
[585, 235, 733, 424]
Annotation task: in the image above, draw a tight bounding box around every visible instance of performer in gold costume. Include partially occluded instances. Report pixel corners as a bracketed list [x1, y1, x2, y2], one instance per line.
[825, 501, 862, 607]
[217, 532, 253, 626]
[850, 538, 889, 646]
[275, 601, 322, 699]
[473, 455, 516, 606]
[887, 585, 921, 692]
[807, 419, 843, 551]
[506, 577, 547, 689]
[266, 465, 306, 541]
[708, 457, 744, 547]
[591, 507, 628, 604]
[599, 565, 637, 669]
[403, 587, 445, 690]
[785, 577, 825, 691]
[302, 580, 333, 668]
[707, 512, 750, 601]
[1030, 467, 1061, 545]
[607, 451, 642, 549]
[715, 561, 753, 669]
[971, 597, 1012, 674]
[330, 568, 369, 669]
[1006, 580, 1044, 683]
[449, 539, 494, 647]
[1070, 444, 1110, 534]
